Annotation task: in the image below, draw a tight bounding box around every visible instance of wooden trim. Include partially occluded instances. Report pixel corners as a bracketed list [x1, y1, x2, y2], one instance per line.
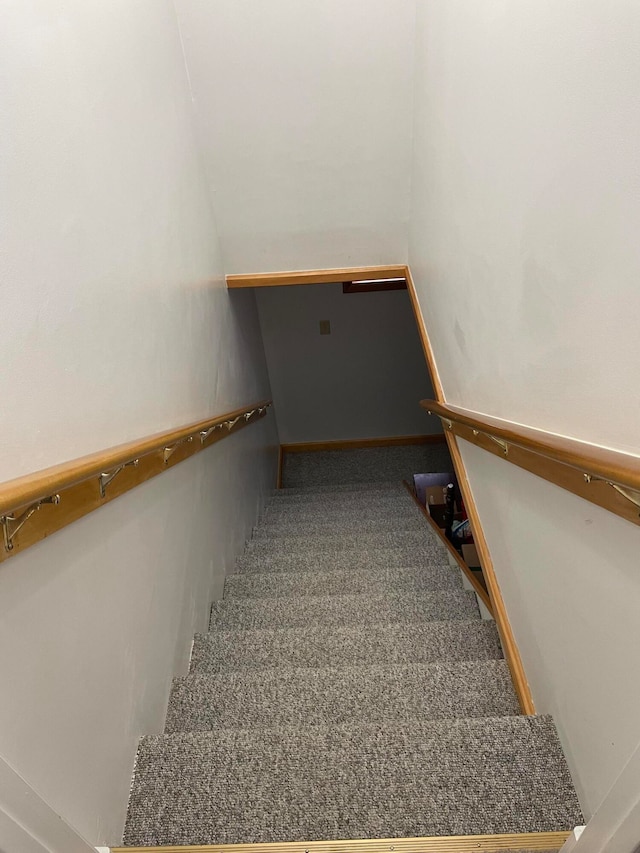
[113, 831, 570, 853]
[0, 401, 272, 562]
[402, 481, 493, 615]
[404, 266, 445, 403]
[281, 434, 447, 453]
[276, 445, 284, 490]
[444, 432, 535, 715]
[226, 266, 408, 289]
[421, 399, 640, 528]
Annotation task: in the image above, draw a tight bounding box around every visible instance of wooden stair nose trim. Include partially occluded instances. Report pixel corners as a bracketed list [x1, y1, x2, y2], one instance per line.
[112, 831, 571, 853]
[226, 265, 408, 289]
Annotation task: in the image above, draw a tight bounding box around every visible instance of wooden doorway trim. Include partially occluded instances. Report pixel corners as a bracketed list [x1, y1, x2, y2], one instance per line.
[226, 265, 407, 289]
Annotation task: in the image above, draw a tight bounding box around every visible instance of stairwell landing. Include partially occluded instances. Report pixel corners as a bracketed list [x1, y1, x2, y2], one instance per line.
[120, 449, 582, 848]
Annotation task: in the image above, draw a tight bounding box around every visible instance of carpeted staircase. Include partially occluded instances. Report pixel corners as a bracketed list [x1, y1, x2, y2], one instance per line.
[122, 480, 582, 847]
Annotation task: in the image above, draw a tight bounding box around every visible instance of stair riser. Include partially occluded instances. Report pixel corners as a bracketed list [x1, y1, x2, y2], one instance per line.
[166, 661, 520, 732]
[210, 590, 479, 631]
[245, 534, 446, 558]
[251, 520, 427, 540]
[273, 483, 406, 495]
[235, 549, 450, 574]
[223, 565, 461, 599]
[190, 621, 503, 673]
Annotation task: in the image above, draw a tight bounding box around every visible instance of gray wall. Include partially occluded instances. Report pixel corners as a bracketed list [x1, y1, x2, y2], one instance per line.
[256, 283, 439, 443]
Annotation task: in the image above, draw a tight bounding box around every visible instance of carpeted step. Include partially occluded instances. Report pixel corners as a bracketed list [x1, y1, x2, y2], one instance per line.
[265, 495, 420, 516]
[273, 481, 405, 496]
[123, 715, 582, 846]
[165, 660, 520, 732]
[245, 529, 446, 558]
[266, 493, 414, 510]
[209, 589, 479, 630]
[235, 547, 450, 575]
[267, 491, 411, 505]
[190, 620, 504, 672]
[223, 564, 461, 599]
[251, 515, 427, 540]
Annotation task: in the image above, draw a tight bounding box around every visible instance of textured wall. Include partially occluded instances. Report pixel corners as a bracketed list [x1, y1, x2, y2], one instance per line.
[0, 1, 276, 843]
[408, 0, 640, 817]
[256, 284, 438, 442]
[175, 0, 415, 273]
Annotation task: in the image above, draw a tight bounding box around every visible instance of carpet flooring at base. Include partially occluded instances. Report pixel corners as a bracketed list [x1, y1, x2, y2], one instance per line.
[281, 444, 454, 488]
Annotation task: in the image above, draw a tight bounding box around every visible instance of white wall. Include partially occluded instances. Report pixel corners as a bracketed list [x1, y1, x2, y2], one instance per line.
[459, 440, 640, 818]
[408, 0, 640, 818]
[409, 0, 640, 454]
[0, 1, 276, 845]
[256, 284, 438, 442]
[175, 0, 416, 273]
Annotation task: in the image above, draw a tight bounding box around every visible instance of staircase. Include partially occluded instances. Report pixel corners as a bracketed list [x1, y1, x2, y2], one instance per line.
[122, 479, 582, 848]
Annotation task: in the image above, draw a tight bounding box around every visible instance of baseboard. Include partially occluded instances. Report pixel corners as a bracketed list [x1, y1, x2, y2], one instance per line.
[113, 831, 571, 853]
[280, 434, 446, 453]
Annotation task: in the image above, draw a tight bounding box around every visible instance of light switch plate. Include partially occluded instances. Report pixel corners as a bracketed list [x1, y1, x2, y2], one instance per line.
[319, 320, 331, 335]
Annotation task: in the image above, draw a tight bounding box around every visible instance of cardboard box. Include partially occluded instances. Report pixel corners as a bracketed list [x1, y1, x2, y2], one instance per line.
[425, 485, 448, 507]
[462, 543, 480, 567]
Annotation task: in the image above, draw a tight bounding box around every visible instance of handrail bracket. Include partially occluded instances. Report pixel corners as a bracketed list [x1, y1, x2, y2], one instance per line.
[100, 460, 139, 498]
[163, 436, 193, 464]
[199, 425, 222, 444]
[584, 474, 640, 515]
[1, 494, 61, 552]
[487, 434, 509, 455]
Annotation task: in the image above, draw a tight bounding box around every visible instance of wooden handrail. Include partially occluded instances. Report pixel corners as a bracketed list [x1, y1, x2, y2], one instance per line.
[0, 400, 272, 560]
[420, 399, 640, 526]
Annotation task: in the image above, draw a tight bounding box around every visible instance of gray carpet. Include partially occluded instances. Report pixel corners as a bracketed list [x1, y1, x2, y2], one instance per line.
[124, 717, 580, 846]
[122, 479, 582, 846]
[234, 547, 450, 574]
[209, 589, 480, 630]
[281, 444, 453, 488]
[165, 661, 520, 732]
[190, 621, 504, 672]
[223, 564, 462, 598]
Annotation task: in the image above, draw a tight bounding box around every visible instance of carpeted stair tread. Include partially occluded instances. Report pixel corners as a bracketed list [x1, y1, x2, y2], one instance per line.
[165, 660, 520, 732]
[264, 499, 423, 520]
[268, 491, 411, 505]
[265, 495, 416, 512]
[235, 548, 451, 575]
[245, 529, 446, 558]
[223, 564, 462, 599]
[251, 516, 427, 539]
[209, 589, 479, 630]
[273, 481, 405, 496]
[123, 715, 582, 845]
[190, 620, 504, 672]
